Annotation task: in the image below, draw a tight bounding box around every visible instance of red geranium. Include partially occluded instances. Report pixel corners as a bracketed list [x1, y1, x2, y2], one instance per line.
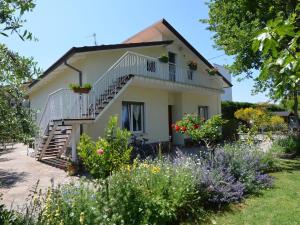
[194, 124, 200, 129]
[175, 125, 180, 132]
[181, 126, 187, 132]
[97, 149, 104, 155]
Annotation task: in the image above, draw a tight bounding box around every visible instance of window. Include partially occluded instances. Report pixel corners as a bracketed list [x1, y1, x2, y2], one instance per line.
[187, 70, 193, 80]
[147, 60, 156, 72]
[122, 102, 144, 133]
[198, 106, 209, 121]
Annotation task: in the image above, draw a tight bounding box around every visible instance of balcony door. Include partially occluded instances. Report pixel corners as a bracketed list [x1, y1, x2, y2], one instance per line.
[168, 52, 176, 82]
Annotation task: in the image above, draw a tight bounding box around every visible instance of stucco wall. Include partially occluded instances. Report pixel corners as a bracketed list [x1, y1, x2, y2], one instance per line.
[84, 85, 170, 143]
[29, 68, 80, 122]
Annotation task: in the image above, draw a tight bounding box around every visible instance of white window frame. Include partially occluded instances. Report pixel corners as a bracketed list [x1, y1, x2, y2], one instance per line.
[122, 102, 145, 133]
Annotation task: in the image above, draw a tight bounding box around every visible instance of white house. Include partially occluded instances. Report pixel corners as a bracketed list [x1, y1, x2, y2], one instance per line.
[214, 64, 232, 101]
[27, 19, 232, 168]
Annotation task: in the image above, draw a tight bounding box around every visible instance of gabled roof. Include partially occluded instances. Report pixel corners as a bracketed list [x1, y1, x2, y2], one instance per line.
[124, 19, 232, 87]
[29, 40, 173, 88]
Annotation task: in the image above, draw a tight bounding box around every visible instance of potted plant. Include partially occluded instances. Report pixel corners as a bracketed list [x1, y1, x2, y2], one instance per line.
[206, 67, 219, 76]
[66, 160, 78, 176]
[187, 60, 197, 71]
[69, 83, 92, 94]
[158, 54, 169, 63]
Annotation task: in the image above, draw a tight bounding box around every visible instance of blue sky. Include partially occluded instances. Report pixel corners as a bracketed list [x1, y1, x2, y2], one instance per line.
[1, 0, 269, 103]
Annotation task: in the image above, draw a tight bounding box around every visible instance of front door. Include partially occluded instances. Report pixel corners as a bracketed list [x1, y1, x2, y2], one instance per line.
[168, 105, 173, 142]
[168, 52, 176, 81]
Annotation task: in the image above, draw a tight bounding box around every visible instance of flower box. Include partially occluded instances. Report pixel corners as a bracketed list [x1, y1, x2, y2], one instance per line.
[69, 83, 92, 94]
[72, 87, 91, 94]
[187, 61, 197, 71]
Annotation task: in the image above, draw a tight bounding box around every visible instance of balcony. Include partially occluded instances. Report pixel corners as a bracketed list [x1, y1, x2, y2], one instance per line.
[106, 51, 223, 91]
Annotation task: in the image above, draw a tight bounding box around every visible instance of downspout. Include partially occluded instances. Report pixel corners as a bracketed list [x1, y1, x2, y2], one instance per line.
[64, 60, 83, 135]
[64, 60, 82, 87]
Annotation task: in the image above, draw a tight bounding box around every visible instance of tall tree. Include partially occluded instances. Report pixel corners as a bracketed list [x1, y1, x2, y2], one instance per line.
[0, 0, 40, 145]
[202, 0, 299, 120]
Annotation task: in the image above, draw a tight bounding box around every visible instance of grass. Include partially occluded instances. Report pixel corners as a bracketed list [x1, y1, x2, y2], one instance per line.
[208, 158, 300, 225]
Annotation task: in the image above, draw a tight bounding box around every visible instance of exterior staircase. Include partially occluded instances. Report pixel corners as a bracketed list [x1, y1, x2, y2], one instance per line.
[35, 74, 134, 169]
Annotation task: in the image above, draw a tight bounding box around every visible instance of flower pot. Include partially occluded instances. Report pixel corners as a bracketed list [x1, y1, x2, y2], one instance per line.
[67, 164, 78, 176]
[72, 88, 91, 94]
[188, 64, 197, 71]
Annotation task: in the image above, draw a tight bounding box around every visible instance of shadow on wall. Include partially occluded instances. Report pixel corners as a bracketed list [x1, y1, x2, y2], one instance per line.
[0, 169, 28, 188]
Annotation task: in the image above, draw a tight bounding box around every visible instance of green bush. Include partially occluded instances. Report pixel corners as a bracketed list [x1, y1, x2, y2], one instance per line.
[173, 114, 226, 149]
[222, 143, 276, 193]
[270, 135, 300, 155]
[106, 160, 204, 224]
[78, 116, 132, 178]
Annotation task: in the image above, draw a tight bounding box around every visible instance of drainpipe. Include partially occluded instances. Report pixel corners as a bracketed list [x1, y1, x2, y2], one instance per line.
[64, 60, 82, 87]
[64, 60, 83, 135]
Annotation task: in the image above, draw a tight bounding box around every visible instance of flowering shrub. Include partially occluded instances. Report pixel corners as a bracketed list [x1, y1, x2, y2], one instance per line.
[221, 143, 274, 193]
[78, 116, 132, 178]
[173, 114, 226, 149]
[234, 107, 287, 132]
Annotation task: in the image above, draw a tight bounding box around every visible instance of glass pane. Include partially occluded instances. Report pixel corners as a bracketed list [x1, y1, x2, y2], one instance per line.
[132, 104, 142, 132]
[122, 104, 130, 130]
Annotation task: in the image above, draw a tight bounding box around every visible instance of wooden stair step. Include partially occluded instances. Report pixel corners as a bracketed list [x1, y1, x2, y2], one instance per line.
[40, 157, 68, 170]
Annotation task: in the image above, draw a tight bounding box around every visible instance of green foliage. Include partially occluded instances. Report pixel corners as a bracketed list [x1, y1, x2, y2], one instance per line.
[222, 101, 284, 140]
[202, 0, 297, 76]
[69, 83, 92, 90]
[0, 0, 36, 40]
[223, 143, 276, 192]
[78, 116, 132, 178]
[234, 107, 287, 132]
[222, 101, 284, 120]
[252, 3, 300, 116]
[173, 114, 226, 149]
[158, 54, 169, 63]
[106, 160, 203, 224]
[69, 83, 80, 89]
[270, 135, 300, 155]
[0, 1, 39, 144]
[203, 0, 300, 119]
[82, 83, 92, 89]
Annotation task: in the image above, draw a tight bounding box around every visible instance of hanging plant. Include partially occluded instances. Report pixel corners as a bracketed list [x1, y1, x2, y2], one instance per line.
[206, 67, 219, 76]
[69, 83, 92, 94]
[187, 61, 197, 71]
[158, 54, 169, 63]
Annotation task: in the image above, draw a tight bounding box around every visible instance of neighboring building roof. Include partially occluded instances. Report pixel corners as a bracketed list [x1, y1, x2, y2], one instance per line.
[29, 40, 173, 88]
[272, 111, 294, 117]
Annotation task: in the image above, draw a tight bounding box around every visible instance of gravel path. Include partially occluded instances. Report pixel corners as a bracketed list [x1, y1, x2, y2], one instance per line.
[0, 144, 73, 208]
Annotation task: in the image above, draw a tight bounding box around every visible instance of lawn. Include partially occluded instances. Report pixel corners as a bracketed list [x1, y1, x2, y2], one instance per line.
[210, 158, 300, 225]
